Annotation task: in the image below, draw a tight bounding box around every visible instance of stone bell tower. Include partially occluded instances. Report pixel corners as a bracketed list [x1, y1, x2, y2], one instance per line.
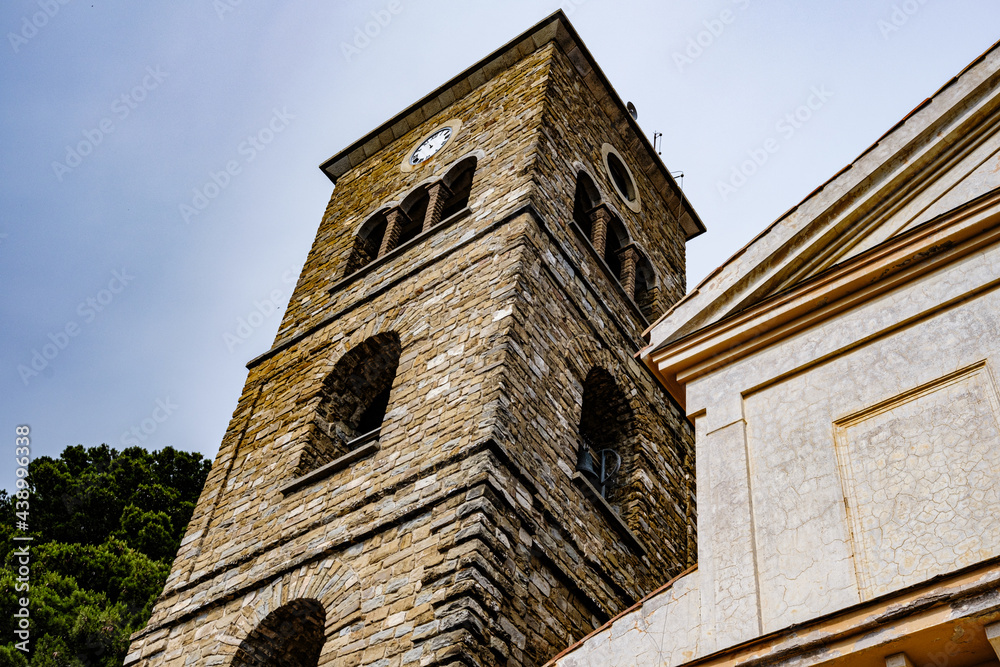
[126, 11, 705, 667]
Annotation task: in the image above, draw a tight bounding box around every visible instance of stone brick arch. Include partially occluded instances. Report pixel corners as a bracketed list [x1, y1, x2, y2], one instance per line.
[570, 162, 605, 198]
[578, 366, 639, 509]
[206, 559, 364, 667]
[230, 598, 325, 667]
[564, 340, 616, 386]
[441, 148, 485, 174]
[396, 185, 430, 246]
[563, 341, 651, 520]
[439, 154, 477, 219]
[628, 244, 660, 321]
[345, 208, 391, 275]
[602, 216, 631, 278]
[342, 153, 480, 279]
[398, 184, 426, 209]
[564, 342, 642, 405]
[570, 167, 646, 297]
[295, 332, 402, 476]
[572, 169, 602, 238]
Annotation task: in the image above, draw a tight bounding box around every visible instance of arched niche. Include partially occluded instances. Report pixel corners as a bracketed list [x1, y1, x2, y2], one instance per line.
[579, 367, 637, 509]
[230, 599, 326, 667]
[296, 332, 402, 475]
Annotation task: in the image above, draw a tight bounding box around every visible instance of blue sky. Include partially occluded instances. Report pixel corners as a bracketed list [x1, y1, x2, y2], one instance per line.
[3, 0, 999, 491]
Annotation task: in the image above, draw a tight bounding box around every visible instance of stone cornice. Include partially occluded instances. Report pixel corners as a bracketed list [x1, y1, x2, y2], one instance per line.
[645, 37, 1000, 345]
[646, 188, 1000, 410]
[676, 557, 1000, 667]
[317, 10, 705, 240]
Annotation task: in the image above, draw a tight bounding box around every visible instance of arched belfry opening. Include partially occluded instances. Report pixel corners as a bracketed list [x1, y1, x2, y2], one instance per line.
[571, 171, 648, 315]
[398, 187, 429, 247]
[296, 333, 402, 475]
[342, 157, 478, 278]
[345, 210, 389, 275]
[230, 599, 326, 667]
[603, 219, 629, 279]
[578, 368, 637, 511]
[440, 156, 476, 220]
[572, 171, 601, 237]
[633, 255, 659, 321]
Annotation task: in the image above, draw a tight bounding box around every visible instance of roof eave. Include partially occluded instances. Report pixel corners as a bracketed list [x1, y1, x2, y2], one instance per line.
[317, 10, 707, 240]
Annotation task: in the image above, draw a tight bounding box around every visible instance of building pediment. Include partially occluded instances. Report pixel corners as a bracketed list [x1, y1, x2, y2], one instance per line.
[647, 187, 1000, 408]
[645, 38, 1000, 366]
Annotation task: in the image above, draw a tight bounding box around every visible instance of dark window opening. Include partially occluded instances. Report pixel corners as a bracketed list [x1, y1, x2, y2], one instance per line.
[634, 257, 659, 321]
[357, 385, 391, 436]
[441, 160, 476, 220]
[341, 159, 476, 281]
[604, 220, 628, 279]
[345, 212, 388, 275]
[231, 599, 325, 667]
[296, 333, 401, 476]
[579, 368, 635, 510]
[398, 192, 427, 247]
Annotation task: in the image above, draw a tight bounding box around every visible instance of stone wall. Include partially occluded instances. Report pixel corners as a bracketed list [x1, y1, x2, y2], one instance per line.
[127, 34, 695, 667]
[157, 41, 557, 601]
[551, 224, 1000, 666]
[531, 44, 690, 322]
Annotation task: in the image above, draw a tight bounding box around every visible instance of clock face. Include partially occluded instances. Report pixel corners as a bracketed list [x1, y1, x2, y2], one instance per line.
[409, 127, 452, 165]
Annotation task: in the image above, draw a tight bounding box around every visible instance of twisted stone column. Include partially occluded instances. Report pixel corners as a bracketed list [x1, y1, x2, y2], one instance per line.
[617, 244, 640, 298]
[423, 182, 453, 232]
[378, 208, 408, 257]
[588, 205, 612, 257]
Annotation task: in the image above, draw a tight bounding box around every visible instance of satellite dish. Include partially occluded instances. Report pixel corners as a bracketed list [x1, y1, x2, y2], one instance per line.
[626, 101, 638, 120]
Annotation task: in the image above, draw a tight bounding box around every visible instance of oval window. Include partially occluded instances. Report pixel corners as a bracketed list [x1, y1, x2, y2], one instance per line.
[606, 152, 635, 202]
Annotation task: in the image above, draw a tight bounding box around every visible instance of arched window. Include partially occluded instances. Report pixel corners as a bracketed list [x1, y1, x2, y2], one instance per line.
[230, 599, 325, 667]
[341, 158, 477, 277]
[440, 156, 476, 221]
[572, 172, 600, 239]
[633, 256, 659, 321]
[603, 219, 629, 279]
[345, 210, 388, 275]
[569, 173, 659, 322]
[398, 187, 429, 247]
[572, 171, 635, 286]
[297, 333, 401, 476]
[578, 368, 636, 510]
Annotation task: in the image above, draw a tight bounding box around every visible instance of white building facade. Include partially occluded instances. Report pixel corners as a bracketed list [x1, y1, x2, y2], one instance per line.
[551, 36, 1000, 667]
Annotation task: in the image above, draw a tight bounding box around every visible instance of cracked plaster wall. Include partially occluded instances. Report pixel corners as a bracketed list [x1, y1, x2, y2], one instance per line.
[554, 236, 1000, 666]
[698, 238, 1000, 635]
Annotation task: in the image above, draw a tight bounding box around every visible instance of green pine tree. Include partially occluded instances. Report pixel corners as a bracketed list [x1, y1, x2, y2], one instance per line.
[1, 445, 210, 667]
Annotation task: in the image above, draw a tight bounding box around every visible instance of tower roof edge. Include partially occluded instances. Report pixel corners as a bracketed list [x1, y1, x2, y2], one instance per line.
[318, 10, 706, 240]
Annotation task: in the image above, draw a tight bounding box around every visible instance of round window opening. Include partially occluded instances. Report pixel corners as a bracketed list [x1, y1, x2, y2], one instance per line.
[605, 151, 636, 204]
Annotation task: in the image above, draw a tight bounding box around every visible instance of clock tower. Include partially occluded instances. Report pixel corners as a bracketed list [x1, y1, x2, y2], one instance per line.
[126, 12, 703, 667]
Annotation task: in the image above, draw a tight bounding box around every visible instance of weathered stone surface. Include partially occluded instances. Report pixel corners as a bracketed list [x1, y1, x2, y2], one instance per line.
[127, 18, 695, 667]
[554, 27, 1000, 667]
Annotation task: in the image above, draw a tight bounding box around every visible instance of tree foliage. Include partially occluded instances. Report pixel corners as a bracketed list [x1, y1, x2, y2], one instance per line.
[1, 445, 210, 667]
